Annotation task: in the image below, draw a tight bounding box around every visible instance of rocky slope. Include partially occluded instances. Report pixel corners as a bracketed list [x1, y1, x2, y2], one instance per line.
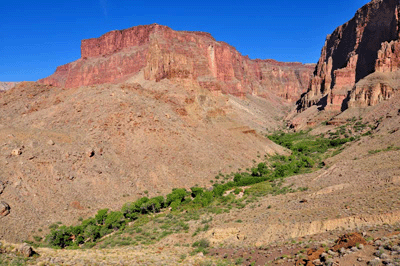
[0, 78, 290, 242]
[38, 24, 314, 102]
[1, 97, 400, 265]
[298, 0, 400, 112]
[0, 82, 19, 91]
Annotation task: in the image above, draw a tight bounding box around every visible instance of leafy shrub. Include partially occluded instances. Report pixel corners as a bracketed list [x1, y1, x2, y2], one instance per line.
[33, 235, 42, 242]
[192, 238, 210, 248]
[140, 196, 165, 213]
[83, 225, 101, 242]
[169, 200, 181, 211]
[48, 223, 59, 230]
[329, 138, 349, 147]
[104, 211, 125, 230]
[95, 209, 109, 225]
[233, 188, 242, 195]
[166, 188, 187, 206]
[190, 187, 204, 198]
[233, 173, 242, 183]
[122, 197, 150, 218]
[46, 226, 73, 248]
[193, 191, 214, 207]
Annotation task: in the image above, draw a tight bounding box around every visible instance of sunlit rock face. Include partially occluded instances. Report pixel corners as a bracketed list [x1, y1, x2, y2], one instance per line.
[298, 0, 400, 112]
[38, 24, 313, 102]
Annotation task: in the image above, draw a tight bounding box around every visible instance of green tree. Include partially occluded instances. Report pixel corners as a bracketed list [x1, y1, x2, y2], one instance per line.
[166, 188, 187, 206]
[95, 209, 109, 225]
[104, 211, 125, 230]
[190, 187, 204, 198]
[84, 225, 100, 242]
[46, 226, 73, 248]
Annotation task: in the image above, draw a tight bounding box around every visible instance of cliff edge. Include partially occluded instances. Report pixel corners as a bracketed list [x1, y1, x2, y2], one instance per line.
[38, 24, 314, 102]
[298, 0, 400, 112]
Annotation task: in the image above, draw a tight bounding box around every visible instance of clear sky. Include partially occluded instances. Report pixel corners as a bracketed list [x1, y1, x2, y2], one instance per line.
[1, 0, 371, 81]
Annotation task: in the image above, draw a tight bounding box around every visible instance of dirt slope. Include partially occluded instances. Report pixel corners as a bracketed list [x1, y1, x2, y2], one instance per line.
[0, 78, 287, 242]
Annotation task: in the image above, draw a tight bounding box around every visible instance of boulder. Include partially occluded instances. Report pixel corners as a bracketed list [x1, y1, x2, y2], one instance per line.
[86, 148, 95, 157]
[11, 149, 22, 156]
[0, 201, 10, 216]
[17, 243, 34, 257]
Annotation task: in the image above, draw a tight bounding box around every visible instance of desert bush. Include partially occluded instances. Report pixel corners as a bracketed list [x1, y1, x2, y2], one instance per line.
[233, 188, 242, 194]
[104, 211, 125, 230]
[95, 209, 109, 225]
[83, 225, 101, 242]
[190, 187, 204, 197]
[192, 238, 210, 248]
[46, 226, 73, 248]
[166, 188, 187, 206]
[140, 196, 165, 213]
[193, 191, 214, 207]
[122, 196, 150, 218]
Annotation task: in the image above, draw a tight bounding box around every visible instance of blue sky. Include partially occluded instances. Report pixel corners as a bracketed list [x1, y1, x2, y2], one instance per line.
[1, 0, 370, 81]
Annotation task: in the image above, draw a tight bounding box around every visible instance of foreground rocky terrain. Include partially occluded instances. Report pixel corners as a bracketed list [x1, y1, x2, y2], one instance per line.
[1, 0, 400, 265]
[1, 107, 399, 265]
[1, 225, 400, 265]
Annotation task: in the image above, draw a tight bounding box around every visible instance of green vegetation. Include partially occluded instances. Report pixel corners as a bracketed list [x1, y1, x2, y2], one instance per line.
[42, 129, 354, 249]
[368, 145, 400, 154]
[0, 256, 28, 266]
[191, 238, 210, 255]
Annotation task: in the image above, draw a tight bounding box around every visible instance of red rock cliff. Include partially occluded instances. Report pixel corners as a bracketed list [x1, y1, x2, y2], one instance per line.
[38, 24, 313, 102]
[298, 0, 400, 112]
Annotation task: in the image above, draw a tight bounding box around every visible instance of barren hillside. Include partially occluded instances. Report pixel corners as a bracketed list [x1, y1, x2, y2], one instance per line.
[0, 76, 289, 242]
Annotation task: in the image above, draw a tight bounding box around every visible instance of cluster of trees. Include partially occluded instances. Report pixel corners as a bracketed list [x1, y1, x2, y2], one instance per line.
[46, 187, 216, 248]
[46, 208, 126, 248]
[46, 131, 353, 249]
[268, 130, 351, 155]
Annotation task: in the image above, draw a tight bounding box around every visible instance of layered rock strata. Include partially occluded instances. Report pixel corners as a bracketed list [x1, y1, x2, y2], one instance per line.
[38, 24, 313, 102]
[298, 0, 400, 112]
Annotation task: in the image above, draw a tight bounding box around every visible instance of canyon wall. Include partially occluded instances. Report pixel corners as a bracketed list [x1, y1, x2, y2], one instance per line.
[38, 24, 314, 102]
[298, 0, 400, 112]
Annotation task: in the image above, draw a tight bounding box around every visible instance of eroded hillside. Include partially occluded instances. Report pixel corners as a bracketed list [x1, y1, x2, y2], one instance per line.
[0, 76, 290, 242]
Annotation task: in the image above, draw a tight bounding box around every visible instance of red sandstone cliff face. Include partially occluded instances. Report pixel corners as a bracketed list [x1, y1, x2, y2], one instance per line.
[298, 0, 400, 112]
[348, 71, 400, 108]
[38, 24, 313, 102]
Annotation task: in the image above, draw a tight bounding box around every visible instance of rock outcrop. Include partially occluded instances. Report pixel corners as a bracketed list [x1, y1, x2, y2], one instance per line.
[298, 0, 400, 112]
[17, 243, 35, 257]
[347, 71, 400, 108]
[0, 82, 19, 91]
[0, 201, 10, 217]
[38, 24, 313, 102]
